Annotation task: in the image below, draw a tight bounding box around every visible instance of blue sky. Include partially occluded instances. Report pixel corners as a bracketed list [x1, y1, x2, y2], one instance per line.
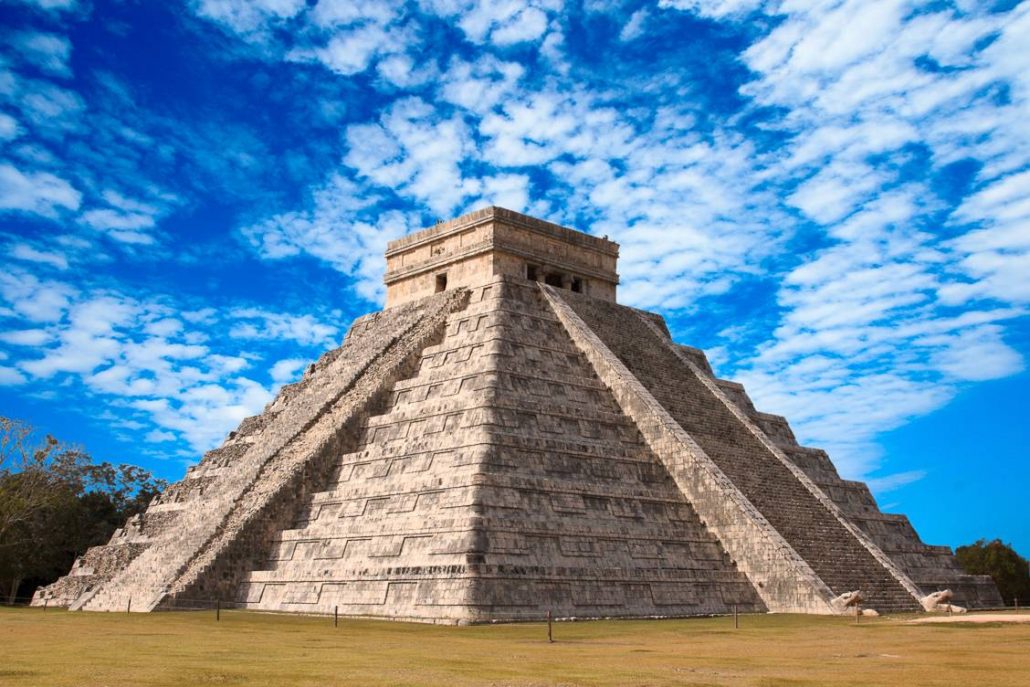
[0, 0, 1027, 555]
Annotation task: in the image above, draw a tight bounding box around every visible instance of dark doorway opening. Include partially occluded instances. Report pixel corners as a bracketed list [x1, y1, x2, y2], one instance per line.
[544, 273, 563, 288]
[435, 273, 448, 292]
[527, 264, 539, 281]
[571, 277, 583, 293]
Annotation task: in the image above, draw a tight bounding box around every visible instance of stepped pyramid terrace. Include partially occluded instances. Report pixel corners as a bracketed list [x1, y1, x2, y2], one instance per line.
[34, 207, 1001, 622]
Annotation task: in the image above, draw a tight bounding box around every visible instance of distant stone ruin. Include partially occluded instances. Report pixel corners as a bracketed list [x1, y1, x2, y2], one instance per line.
[34, 207, 1001, 622]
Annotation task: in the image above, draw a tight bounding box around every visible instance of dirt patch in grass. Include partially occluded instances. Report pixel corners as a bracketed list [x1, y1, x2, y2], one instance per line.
[1, 608, 1027, 686]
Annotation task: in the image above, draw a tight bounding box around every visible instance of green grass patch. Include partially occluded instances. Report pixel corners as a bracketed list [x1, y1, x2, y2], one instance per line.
[1, 607, 1027, 686]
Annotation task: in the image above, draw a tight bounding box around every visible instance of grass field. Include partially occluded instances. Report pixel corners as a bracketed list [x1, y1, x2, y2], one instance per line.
[1, 607, 1027, 686]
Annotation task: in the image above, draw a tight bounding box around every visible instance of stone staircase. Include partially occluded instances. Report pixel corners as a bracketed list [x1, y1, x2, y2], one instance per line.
[234, 277, 762, 622]
[556, 290, 922, 613]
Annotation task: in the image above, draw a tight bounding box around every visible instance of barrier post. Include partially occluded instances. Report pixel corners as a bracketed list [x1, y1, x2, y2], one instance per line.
[547, 610, 553, 643]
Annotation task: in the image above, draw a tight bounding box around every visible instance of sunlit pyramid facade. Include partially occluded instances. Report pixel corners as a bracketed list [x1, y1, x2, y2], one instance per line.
[35, 207, 1001, 622]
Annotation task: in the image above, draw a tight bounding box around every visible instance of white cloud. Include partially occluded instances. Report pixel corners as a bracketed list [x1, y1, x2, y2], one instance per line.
[345, 97, 479, 215]
[944, 169, 1030, 306]
[192, 0, 307, 36]
[0, 270, 76, 322]
[8, 78, 85, 134]
[9, 31, 73, 77]
[10, 243, 69, 269]
[658, 0, 765, 19]
[377, 53, 438, 88]
[240, 173, 411, 302]
[0, 271, 338, 452]
[489, 7, 549, 45]
[0, 163, 82, 217]
[229, 308, 339, 348]
[439, 56, 525, 113]
[866, 469, 927, 495]
[426, 0, 557, 46]
[144, 429, 178, 442]
[144, 318, 183, 337]
[475, 173, 530, 211]
[0, 113, 21, 140]
[305, 24, 396, 76]
[77, 190, 170, 245]
[0, 366, 28, 385]
[79, 208, 157, 243]
[932, 325, 1024, 382]
[309, 0, 398, 28]
[8, 0, 78, 12]
[0, 328, 53, 346]
[619, 8, 649, 41]
[270, 357, 306, 384]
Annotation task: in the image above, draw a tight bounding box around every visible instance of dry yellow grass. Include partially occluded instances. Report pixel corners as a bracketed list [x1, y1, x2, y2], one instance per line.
[1, 607, 1027, 686]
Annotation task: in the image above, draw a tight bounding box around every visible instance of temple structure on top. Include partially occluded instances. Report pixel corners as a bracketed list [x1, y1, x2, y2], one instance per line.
[34, 207, 1000, 622]
[384, 207, 619, 307]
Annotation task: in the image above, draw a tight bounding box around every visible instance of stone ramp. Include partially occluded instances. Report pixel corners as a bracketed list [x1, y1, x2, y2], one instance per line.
[555, 289, 922, 613]
[467, 280, 762, 619]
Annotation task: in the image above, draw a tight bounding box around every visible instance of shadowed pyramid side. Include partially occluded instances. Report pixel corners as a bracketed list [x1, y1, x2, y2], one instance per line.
[710, 376, 1003, 608]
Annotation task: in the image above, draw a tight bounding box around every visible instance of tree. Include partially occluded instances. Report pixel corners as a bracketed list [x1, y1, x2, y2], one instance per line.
[955, 539, 1030, 606]
[0, 416, 166, 603]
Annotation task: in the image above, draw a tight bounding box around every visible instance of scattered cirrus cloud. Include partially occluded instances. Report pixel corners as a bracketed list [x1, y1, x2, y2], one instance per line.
[0, 0, 1027, 517]
[0, 263, 340, 453]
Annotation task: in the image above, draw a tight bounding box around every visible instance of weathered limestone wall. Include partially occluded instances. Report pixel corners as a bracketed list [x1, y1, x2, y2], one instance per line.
[466, 278, 760, 620]
[542, 286, 840, 614]
[551, 287, 926, 613]
[385, 253, 493, 308]
[385, 207, 619, 307]
[237, 276, 762, 623]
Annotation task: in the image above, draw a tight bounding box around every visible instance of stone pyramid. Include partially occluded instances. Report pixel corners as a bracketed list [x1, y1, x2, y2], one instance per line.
[35, 207, 1001, 622]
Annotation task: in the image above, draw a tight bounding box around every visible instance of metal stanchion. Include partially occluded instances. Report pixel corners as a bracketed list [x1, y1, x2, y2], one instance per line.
[547, 610, 553, 643]
[734, 604, 738, 629]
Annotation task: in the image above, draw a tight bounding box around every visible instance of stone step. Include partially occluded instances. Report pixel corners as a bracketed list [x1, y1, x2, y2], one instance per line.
[559, 292, 922, 612]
